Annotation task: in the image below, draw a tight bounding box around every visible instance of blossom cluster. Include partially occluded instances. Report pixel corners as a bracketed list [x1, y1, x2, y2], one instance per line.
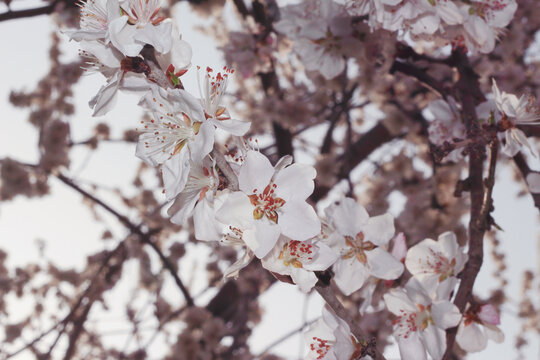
[67, 1, 510, 359]
[271, 0, 517, 81]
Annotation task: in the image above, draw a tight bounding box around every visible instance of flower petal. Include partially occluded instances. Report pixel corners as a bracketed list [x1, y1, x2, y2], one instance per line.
[333, 257, 370, 296]
[366, 248, 404, 280]
[238, 151, 274, 195]
[278, 201, 321, 241]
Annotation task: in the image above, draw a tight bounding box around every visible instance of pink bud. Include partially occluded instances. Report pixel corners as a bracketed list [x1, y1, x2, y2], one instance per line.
[478, 304, 500, 325]
[391, 232, 407, 263]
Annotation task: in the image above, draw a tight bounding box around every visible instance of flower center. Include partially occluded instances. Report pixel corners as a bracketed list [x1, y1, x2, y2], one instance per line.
[422, 248, 456, 282]
[248, 183, 286, 223]
[310, 337, 332, 360]
[342, 232, 375, 264]
[278, 240, 314, 268]
[393, 304, 433, 339]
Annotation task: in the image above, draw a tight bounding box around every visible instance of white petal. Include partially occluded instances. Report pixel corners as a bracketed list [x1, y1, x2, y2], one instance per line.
[133, 21, 172, 54]
[478, 304, 501, 325]
[278, 201, 321, 241]
[212, 118, 251, 136]
[484, 323, 504, 343]
[330, 198, 369, 237]
[290, 268, 318, 293]
[273, 163, 316, 202]
[366, 248, 404, 280]
[162, 152, 190, 201]
[526, 173, 540, 193]
[363, 213, 395, 246]
[215, 191, 253, 229]
[188, 121, 214, 163]
[168, 188, 200, 225]
[80, 40, 122, 68]
[303, 242, 338, 272]
[193, 199, 222, 241]
[238, 151, 274, 195]
[244, 221, 281, 258]
[108, 16, 143, 56]
[456, 322, 487, 353]
[89, 72, 121, 116]
[223, 248, 255, 279]
[432, 301, 461, 329]
[333, 257, 370, 296]
[383, 288, 417, 315]
[421, 325, 446, 360]
[397, 332, 427, 360]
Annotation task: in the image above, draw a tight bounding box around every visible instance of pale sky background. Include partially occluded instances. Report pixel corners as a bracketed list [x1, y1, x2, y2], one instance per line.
[0, 0, 539, 359]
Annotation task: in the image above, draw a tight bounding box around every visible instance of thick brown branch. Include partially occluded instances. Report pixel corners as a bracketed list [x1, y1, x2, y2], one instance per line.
[442, 51, 493, 359]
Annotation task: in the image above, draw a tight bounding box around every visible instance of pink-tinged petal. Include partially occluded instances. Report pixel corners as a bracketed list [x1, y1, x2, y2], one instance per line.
[397, 332, 427, 360]
[278, 201, 321, 241]
[243, 221, 281, 258]
[238, 151, 274, 195]
[421, 325, 446, 360]
[431, 301, 461, 329]
[366, 248, 404, 280]
[391, 232, 408, 262]
[456, 322, 487, 353]
[273, 163, 316, 202]
[333, 257, 370, 296]
[484, 323, 504, 343]
[363, 213, 395, 246]
[212, 118, 251, 136]
[133, 21, 172, 54]
[162, 152, 190, 201]
[478, 304, 500, 325]
[303, 242, 338, 272]
[383, 288, 417, 315]
[193, 199, 222, 241]
[223, 248, 255, 279]
[215, 191, 253, 229]
[330, 198, 369, 237]
[89, 72, 121, 116]
[289, 267, 318, 293]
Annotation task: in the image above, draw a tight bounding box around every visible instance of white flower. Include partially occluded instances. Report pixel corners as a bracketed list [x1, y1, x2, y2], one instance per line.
[215, 150, 321, 258]
[324, 198, 403, 296]
[456, 303, 504, 353]
[108, 0, 172, 56]
[136, 86, 215, 200]
[405, 231, 468, 297]
[304, 306, 364, 360]
[492, 79, 540, 157]
[383, 278, 462, 360]
[196, 66, 251, 136]
[65, 0, 122, 42]
[262, 237, 337, 292]
[460, 0, 517, 54]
